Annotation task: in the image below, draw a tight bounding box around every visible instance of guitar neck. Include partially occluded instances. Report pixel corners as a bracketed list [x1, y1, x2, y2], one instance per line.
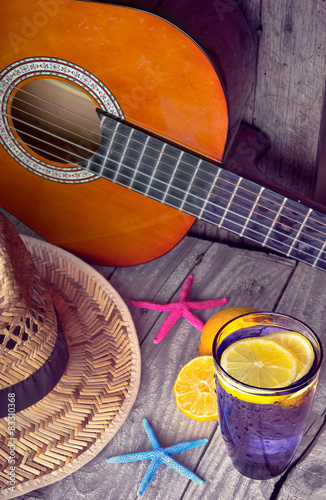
[82, 113, 326, 272]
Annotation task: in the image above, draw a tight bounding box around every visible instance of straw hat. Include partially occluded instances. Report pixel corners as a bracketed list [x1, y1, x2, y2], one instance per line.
[0, 213, 141, 499]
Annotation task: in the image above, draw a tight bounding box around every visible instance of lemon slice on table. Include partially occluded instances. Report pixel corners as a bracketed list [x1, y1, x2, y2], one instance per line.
[220, 337, 299, 388]
[174, 356, 218, 422]
[265, 330, 314, 381]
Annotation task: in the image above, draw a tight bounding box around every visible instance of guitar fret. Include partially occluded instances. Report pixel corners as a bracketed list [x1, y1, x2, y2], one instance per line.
[145, 143, 167, 195]
[129, 135, 150, 189]
[179, 159, 203, 212]
[219, 177, 242, 228]
[240, 186, 265, 237]
[286, 208, 312, 257]
[161, 151, 185, 204]
[82, 154, 93, 173]
[198, 167, 222, 219]
[283, 203, 326, 267]
[100, 120, 120, 176]
[113, 127, 135, 182]
[262, 198, 287, 247]
[314, 239, 326, 268]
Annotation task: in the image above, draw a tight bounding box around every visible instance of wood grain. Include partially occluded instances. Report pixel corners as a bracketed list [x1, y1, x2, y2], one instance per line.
[250, 0, 326, 196]
[191, 0, 326, 242]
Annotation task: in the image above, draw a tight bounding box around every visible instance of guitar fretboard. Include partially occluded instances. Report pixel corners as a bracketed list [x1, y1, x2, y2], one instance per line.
[82, 113, 326, 272]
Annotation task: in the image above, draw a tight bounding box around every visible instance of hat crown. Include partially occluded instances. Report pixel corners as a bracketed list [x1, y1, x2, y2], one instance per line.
[0, 214, 57, 389]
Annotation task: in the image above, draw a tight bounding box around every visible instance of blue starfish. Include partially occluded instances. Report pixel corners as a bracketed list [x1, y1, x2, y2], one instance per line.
[106, 418, 208, 496]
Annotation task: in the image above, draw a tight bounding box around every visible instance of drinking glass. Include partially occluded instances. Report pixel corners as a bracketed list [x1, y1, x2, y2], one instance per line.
[213, 311, 323, 480]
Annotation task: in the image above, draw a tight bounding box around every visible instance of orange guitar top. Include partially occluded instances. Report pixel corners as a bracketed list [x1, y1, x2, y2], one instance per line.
[0, 1, 251, 265]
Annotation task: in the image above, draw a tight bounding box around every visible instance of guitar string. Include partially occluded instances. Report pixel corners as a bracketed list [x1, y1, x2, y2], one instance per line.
[5, 88, 326, 246]
[7, 91, 326, 235]
[8, 94, 232, 186]
[6, 112, 326, 257]
[8, 90, 324, 228]
[7, 126, 326, 266]
[3, 114, 310, 234]
[6, 104, 326, 250]
[5, 106, 326, 252]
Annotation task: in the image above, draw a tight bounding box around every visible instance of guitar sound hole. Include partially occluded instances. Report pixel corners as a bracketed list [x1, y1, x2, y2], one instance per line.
[10, 78, 101, 164]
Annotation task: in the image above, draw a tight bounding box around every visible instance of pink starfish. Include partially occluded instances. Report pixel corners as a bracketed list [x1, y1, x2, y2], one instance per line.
[130, 275, 227, 344]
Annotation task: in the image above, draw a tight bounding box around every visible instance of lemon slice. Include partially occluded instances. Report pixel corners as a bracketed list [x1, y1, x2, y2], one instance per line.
[265, 330, 314, 381]
[220, 337, 299, 388]
[174, 356, 218, 421]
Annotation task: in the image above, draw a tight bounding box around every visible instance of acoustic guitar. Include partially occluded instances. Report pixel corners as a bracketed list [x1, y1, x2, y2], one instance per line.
[1, 1, 326, 271]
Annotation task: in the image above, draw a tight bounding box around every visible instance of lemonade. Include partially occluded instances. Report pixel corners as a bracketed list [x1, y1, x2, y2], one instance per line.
[213, 312, 323, 480]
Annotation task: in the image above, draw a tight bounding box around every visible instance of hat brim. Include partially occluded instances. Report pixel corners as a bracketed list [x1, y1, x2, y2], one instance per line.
[0, 236, 141, 499]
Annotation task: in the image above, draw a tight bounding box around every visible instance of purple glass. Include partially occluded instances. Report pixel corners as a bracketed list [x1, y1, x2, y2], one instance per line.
[213, 312, 323, 480]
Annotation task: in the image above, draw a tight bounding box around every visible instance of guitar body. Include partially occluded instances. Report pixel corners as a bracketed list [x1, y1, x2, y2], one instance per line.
[0, 1, 253, 265]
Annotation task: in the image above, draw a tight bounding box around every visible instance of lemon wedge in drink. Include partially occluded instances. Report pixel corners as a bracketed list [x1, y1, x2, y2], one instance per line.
[265, 330, 314, 381]
[174, 356, 218, 421]
[220, 337, 299, 388]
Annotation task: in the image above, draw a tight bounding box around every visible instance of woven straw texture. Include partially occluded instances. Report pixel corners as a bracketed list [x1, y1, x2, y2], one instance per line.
[0, 236, 141, 499]
[0, 220, 58, 386]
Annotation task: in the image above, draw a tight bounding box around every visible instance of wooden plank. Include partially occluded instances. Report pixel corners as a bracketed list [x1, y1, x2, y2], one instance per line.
[269, 262, 326, 500]
[190, 0, 326, 242]
[250, 0, 326, 197]
[95, 237, 213, 343]
[278, 427, 326, 500]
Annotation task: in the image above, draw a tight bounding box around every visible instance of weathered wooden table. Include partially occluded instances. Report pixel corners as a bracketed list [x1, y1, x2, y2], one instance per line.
[3, 1, 326, 498]
[9, 220, 326, 500]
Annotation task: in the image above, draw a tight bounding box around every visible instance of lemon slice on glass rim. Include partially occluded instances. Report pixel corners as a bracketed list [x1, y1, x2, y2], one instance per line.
[265, 330, 314, 381]
[220, 337, 299, 389]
